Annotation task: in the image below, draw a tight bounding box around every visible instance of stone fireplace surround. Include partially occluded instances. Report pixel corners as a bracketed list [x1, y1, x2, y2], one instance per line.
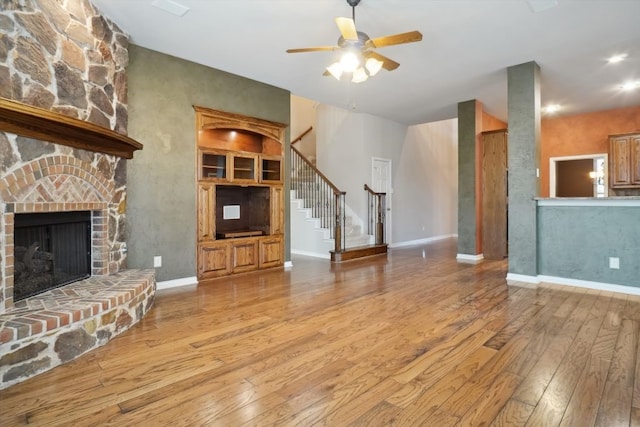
[0, 150, 155, 390]
[0, 0, 153, 389]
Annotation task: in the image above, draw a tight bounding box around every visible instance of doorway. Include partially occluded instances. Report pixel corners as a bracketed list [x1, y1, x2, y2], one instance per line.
[372, 157, 392, 244]
[550, 154, 607, 197]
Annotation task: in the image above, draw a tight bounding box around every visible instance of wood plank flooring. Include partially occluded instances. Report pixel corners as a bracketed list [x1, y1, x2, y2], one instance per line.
[1, 238, 639, 426]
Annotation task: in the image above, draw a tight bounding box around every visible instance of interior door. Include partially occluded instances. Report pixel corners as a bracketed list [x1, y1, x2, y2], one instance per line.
[372, 157, 392, 244]
[481, 130, 508, 260]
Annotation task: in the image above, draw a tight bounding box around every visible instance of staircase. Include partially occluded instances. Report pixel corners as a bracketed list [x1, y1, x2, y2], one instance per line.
[290, 190, 373, 259]
[290, 127, 387, 262]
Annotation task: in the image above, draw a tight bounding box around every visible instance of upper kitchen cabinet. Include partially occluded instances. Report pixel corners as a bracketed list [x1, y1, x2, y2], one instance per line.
[609, 132, 640, 188]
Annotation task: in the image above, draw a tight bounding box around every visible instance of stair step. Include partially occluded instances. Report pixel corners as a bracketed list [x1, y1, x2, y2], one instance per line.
[330, 244, 388, 263]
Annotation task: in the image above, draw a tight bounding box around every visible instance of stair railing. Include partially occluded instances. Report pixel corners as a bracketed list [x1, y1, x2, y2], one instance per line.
[291, 127, 346, 253]
[364, 184, 386, 245]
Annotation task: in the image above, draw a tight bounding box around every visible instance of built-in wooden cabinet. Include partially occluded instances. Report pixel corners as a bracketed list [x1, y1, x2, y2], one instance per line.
[609, 132, 640, 188]
[195, 106, 286, 281]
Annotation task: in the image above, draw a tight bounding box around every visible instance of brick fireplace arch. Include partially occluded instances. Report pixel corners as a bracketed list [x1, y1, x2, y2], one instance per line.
[1, 154, 119, 312]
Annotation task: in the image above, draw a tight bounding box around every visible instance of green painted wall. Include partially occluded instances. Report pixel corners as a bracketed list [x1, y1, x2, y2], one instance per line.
[457, 100, 479, 255]
[507, 62, 540, 277]
[538, 205, 640, 287]
[126, 45, 290, 281]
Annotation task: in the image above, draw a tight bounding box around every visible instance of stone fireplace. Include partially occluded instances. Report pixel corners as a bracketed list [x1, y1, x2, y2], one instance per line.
[0, 0, 154, 389]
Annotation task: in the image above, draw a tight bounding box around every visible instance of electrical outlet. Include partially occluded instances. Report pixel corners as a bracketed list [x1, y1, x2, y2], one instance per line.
[609, 257, 620, 269]
[154, 256, 162, 268]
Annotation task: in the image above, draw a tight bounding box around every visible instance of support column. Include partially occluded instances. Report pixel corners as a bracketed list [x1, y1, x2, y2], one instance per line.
[457, 100, 483, 262]
[507, 61, 541, 281]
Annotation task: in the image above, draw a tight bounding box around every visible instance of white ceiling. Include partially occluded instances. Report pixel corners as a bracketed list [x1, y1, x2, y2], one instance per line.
[91, 0, 640, 125]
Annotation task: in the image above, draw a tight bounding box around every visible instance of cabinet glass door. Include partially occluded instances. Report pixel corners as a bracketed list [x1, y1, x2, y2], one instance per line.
[233, 155, 256, 181]
[202, 153, 226, 179]
[262, 158, 281, 182]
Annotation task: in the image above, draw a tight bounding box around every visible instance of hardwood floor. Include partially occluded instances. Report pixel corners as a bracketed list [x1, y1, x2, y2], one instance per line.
[1, 238, 639, 426]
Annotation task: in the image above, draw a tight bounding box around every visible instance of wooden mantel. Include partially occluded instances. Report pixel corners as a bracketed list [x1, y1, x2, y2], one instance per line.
[0, 97, 143, 159]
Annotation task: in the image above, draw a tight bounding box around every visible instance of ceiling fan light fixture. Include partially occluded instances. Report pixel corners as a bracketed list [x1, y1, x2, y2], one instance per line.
[352, 67, 369, 83]
[340, 51, 360, 73]
[365, 57, 383, 76]
[327, 62, 344, 80]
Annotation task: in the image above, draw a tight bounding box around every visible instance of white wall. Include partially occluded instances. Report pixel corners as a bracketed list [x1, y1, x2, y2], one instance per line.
[393, 119, 459, 244]
[290, 95, 317, 160]
[296, 98, 458, 246]
[315, 104, 406, 225]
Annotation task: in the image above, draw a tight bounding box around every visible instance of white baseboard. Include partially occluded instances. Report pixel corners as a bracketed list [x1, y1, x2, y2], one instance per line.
[538, 275, 640, 296]
[284, 261, 293, 268]
[291, 249, 331, 260]
[506, 273, 540, 287]
[390, 234, 455, 248]
[156, 276, 198, 290]
[456, 253, 484, 264]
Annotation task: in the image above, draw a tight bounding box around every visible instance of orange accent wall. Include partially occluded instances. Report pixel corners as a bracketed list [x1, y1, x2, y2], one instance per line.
[540, 105, 640, 197]
[482, 111, 507, 132]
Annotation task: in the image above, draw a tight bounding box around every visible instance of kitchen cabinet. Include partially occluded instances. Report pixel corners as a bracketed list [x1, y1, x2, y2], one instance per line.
[609, 133, 640, 188]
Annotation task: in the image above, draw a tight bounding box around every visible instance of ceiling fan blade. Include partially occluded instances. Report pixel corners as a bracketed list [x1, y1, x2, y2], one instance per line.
[335, 17, 358, 41]
[367, 30, 423, 48]
[286, 46, 338, 54]
[366, 51, 400, 71]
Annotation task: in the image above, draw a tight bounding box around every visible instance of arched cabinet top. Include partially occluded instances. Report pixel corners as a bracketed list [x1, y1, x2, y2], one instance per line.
[194, 106, 286, 155]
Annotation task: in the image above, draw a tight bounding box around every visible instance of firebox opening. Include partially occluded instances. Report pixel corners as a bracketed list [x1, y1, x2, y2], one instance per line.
[14, 211, 92, 301]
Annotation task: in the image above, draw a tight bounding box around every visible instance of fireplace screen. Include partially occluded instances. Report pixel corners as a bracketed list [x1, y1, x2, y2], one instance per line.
[14, 211, 91, 301]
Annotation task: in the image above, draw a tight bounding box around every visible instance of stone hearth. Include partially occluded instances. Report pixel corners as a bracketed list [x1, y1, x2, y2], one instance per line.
[0, 269, 155, 389]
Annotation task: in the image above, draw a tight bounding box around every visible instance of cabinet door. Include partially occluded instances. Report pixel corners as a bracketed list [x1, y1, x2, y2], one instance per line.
[200, 151, 229, 182]
[231, 154, 258, 183]
[199, 242, 230, 279]
[610, 136, 631, 187]
[197, 184, 215, 242]
[231, 239, 258, 273]
[259, 237, 283, 269]
[631, 135, 640, 186]
[261, 157, 282, 183]
[270, 186, 284, 235]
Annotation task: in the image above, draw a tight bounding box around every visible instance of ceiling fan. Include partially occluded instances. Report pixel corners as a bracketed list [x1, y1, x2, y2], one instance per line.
[286, 0, 423, 83]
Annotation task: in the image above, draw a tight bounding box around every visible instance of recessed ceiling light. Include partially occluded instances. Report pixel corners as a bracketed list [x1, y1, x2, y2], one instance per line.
[608, 54, 628, 64]
[620, 81, 640, 91]
[151, 0, 190, 17]
[543, 104, 561, 114]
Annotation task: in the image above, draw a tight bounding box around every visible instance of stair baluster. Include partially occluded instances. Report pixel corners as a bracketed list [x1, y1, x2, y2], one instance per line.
[291, 129, 346, 253]
[364, 184, 386, 245]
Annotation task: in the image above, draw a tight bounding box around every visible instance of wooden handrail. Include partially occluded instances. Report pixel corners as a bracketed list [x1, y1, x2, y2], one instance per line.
[364, 184, 386, 196]
[291, 126, 313, 146]
[291, 144, 345, 196]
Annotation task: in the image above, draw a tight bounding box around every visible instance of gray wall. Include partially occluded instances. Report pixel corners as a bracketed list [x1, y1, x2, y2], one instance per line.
[127, 45, 290, 281]
[538, 205, 640, 287]
[457, 100, 479, 255]
[507, 61, 541, 277]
